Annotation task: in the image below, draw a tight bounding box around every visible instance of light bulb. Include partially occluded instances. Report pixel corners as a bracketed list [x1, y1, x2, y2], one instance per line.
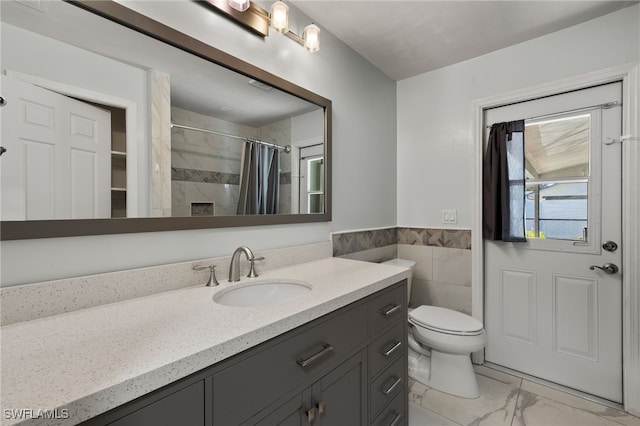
[270, 1, 289, 33]
[303, 23, 320, 52]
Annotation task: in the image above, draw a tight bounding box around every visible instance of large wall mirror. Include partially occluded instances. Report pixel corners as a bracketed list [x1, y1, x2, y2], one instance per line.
[0, 0, 331, 240]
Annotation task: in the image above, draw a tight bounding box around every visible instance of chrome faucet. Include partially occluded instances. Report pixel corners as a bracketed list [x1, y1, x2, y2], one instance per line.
[228, 246, 255, 282]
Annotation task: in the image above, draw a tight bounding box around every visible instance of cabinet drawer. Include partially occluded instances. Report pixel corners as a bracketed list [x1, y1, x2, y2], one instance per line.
[369, 282, 406, 337]
[371, 390, 406, 426]
[214, 302, 367, 425]
[370, 356, 405, 419]
[369, 321, 405, 378]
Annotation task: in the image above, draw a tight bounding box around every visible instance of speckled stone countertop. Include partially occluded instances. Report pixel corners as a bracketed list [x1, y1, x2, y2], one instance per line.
[0, 257, 410, 426]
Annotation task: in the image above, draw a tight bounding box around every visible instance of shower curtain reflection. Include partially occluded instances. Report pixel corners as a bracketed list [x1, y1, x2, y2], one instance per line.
[237, 141, 281, 215]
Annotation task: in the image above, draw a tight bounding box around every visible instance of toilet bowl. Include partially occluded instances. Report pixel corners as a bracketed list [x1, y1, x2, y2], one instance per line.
[382, 258, 486, 399]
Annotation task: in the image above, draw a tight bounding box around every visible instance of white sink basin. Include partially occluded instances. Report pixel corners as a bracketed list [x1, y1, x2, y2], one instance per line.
[213, 279, 312, 307]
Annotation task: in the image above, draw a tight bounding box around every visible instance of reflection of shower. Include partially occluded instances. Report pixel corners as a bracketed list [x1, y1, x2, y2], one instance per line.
[170, 122, 291, 152]
[237, 141, 281, 215]
[170, 119, 291, 216]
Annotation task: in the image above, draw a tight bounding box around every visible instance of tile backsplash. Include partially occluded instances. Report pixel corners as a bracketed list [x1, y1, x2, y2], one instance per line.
[332, 227, 472, 314]
[332, 227, 471, 256]
[332, 227, 397, 257]
[397, 227, 471, 250]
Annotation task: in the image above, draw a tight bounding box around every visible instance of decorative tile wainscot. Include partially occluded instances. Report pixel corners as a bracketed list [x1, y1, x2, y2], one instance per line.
[332, 227, 472, 314]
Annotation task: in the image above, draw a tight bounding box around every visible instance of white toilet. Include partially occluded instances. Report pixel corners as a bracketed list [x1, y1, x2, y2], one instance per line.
[382, 258, 486, 399]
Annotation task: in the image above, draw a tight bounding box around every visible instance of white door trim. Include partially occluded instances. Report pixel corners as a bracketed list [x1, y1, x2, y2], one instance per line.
[471, 62, 640, 415]
[290, 136, 324, 214]
[4, 69, 139, 217]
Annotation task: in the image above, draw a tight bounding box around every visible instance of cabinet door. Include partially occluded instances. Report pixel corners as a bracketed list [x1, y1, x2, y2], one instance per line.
[107, 380, 205, 426]
[252, 389, 312, 426]
[248, 352, 365, 426]
[313, 351, 366, 426]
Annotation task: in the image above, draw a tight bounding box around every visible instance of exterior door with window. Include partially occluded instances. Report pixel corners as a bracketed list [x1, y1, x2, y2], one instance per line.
[484, 82, 623, 403]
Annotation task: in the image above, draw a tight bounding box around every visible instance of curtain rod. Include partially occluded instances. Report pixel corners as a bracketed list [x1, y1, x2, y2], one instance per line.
[170, 122, 291, 153]
[485, 101, 621, 129]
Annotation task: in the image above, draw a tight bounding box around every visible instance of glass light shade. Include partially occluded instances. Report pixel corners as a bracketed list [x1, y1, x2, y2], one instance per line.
[228, 0, 250, 12]
[303, 24, 320, 52]
[270, 1, 289, 33]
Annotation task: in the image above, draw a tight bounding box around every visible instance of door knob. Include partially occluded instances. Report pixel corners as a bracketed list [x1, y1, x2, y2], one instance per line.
[589, 263, 619, 274]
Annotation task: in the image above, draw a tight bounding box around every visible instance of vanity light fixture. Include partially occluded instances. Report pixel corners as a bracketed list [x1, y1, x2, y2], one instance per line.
[212, 0, 320, 52]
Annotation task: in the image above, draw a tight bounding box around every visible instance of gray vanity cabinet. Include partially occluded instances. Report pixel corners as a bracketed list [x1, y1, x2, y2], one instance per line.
[81, 280, 407, 426]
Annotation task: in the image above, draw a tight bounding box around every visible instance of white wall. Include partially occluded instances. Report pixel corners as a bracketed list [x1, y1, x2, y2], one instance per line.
[397, 5, 640, 229]
[0, 1, 397, 286]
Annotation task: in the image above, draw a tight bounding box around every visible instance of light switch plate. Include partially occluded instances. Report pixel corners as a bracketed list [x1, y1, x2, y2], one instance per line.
[442, 209, 457, 224]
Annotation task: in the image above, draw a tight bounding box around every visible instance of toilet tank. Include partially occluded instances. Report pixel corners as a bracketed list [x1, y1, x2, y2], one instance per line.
[381, 258, 415, 303]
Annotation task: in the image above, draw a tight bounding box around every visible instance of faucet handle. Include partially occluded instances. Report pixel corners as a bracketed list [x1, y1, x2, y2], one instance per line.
[193, 264, 219, 287]
[248, 257, 265, 278]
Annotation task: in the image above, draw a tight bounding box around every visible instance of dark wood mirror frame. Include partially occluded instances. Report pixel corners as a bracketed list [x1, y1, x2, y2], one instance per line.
[0, 0, 332, 241]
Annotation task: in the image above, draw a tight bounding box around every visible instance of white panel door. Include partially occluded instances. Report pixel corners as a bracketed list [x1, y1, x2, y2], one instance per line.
[484, 82, 623, 403]
[1, 75, 111, 220]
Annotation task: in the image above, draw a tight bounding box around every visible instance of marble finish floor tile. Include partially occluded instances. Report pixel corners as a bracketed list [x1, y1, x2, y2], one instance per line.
[514, 390, 627, 426]
[516, 380, 640, 426]
[410, 402, 460, 426]
[409, 372, 521, 426]
[408, 367, 640, 426]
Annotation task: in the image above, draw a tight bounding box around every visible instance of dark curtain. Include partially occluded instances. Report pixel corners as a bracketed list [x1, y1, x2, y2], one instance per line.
[483, 120, 526, 242]
[237, 142, 281, 215]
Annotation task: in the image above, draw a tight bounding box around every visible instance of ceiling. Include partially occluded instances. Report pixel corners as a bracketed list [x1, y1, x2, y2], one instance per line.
[291, 1, 638, 80]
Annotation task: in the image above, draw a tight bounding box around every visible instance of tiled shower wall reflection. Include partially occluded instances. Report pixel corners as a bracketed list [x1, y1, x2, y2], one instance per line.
[332, 227, 472, 314]
[170, 107, 292, 216]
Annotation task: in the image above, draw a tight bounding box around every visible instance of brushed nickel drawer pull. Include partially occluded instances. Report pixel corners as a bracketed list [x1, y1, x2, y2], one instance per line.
[386, 411, 403, 426]
[306, 407, 316, 423]
[381, 304, 401, 317]
[297, 343, 334, 367]
[382, 376, 402, 395]
[383, 341, 402, 357]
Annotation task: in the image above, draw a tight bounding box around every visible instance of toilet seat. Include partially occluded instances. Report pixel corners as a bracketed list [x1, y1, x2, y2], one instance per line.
[409, 305, 483, 336]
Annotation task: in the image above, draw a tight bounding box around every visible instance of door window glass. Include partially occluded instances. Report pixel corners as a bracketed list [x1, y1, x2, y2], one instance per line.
[524, 114, 590, 241]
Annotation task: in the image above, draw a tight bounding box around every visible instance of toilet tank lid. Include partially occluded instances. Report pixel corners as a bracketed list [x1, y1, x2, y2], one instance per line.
[409, 306, 483, 334]
[381, 258, 416, 269]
